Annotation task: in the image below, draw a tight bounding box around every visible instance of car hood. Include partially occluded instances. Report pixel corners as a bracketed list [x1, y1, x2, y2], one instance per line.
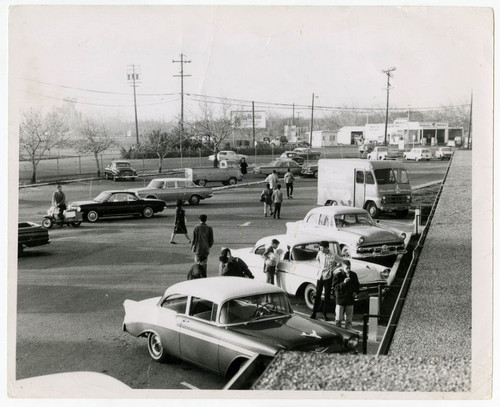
[337, 225, 402, 243]
[127, 187, 150, 193]
[69, 200, 98, 207]
[228, 314, 345, 351]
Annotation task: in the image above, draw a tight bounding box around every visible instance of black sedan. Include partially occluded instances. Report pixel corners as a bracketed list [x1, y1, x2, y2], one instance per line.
[67, 191, 166, 222]
[18, 221, 50, 254]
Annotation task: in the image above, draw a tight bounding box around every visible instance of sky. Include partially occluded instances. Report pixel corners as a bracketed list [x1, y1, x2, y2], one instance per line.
[8, 5, 492, 124]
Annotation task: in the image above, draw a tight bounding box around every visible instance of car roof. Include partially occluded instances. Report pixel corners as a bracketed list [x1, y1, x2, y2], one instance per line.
[149, 178, 191, 182]
[305, 205, 369, 216]
[163, 277, 283, 304]
[252, 234, 342, 250]
[99, 190, 138, 194]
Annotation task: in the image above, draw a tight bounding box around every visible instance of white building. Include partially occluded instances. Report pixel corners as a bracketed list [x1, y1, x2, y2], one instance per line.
[304, 130, 338, 147]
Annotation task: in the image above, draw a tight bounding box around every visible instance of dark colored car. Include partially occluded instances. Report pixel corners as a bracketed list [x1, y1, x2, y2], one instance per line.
[301, 163, 318, 178]
[104, 161, 137, 181]
[293, 148, 321, 160]
[253, 159, 302, 176]
[67, 191, 166, 222]
[18, 221, 50, 254]
[279, 151, 305, 165]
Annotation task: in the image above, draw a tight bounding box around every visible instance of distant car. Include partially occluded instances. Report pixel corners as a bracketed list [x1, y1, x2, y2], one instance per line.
[231, 235, 392, 309]
[285, 206, 406, 259]
[403, 148, 432, 161]
[208, 151, 248, 162]
[279, 151, 305, 165]
[301, 163, 318, 178]
[18, 221, 50, 254]
[367, 146, 388, 160]
[122, 277, 360, 378]
[435, 147, 454, 160]
[67, 191, 166, 222]
[292, 148, 321, 160]
[253, 159, 302, 176]
[128, 178, 213, 206]
[358, 143, 375, 155]
[446, 140, 457, 147]
[104, 161, 137, 181]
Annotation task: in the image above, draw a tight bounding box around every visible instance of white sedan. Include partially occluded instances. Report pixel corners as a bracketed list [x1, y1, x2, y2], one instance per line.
[403, 147, 432, 161]
[286, 206, 407, 259]
[208, 150, 248, 162]
[230, 235, 392, 310]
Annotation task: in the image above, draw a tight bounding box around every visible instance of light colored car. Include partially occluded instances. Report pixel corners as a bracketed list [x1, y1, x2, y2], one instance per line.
[366, 146, 388, 160]
[403, 148, 432, 161]
[285, 206, 406, 259]
[122, 277, 359, 377]
[128, 178, 213, 205]
[435, 147, 453, 160]
[253, 159, 302, 176]
[208, 150, 248, 162]
[231, 234, 392, 310]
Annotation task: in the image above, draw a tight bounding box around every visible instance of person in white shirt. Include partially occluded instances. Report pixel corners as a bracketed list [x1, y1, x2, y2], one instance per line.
[283, 168, 295, 199]
[271, 184, 284, 219]
[265, 170, 279, 190]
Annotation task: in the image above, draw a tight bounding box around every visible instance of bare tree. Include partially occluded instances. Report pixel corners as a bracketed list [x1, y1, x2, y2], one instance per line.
[76, 119, 116, 177]
[142, 129, 176, 173]
[191, 101, 235, 167]
[19, 107, 68, 184]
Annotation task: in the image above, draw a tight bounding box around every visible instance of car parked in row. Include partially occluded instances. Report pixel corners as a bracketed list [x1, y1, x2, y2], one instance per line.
[208, 150, 248, 162]
[104, 160, 137, 181]
[301, 163, 318, 178]
[18, 221, 50, 254]
[293, 147, 321, 160]
[67, 191, 166, 222]
[230, 235, 392, 309]
[435, 147, 454, 160]
[285, 206, 406, 259]
[128, 178, 213, 206]
[279, 151, 305, 165]
[253, 159, 302, 176]
[122, 277, 360, 378]
[403, 148, 432, 161]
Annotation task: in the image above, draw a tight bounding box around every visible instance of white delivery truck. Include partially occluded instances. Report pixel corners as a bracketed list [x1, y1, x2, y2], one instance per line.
[317, 159, 412, 218]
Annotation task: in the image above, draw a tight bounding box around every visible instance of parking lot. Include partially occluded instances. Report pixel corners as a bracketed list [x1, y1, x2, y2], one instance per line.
[15, 159, 448, 390]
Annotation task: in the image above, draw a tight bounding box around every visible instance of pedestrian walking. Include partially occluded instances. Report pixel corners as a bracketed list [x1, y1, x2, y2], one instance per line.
[191, 214, 214, 276]
[262, 239, 282, 285]
[310, 241, 344, 321]
[265, 170, 279, 190]
[260, 183, 273, 217]
[333, 260, 360, 329]
[239, 157, 248, 179]
[271, 184, 283, 219]
[170, 199, 191, 244]
[284, 168, 295, 199]
[218, 248, 254, 278]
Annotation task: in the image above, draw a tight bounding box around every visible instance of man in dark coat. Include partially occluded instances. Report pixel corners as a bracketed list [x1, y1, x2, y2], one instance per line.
[218, 248, 254, 278]
[332, 260, 360, 330]
[191, 214, 214, 276]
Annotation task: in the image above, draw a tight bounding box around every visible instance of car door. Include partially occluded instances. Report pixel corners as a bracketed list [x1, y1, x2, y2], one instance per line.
[277, 243, 319, 293]
[104, 192, 129, 215]
[176, 180, 190, 202]
[179, 297, 220, 372]
[156, 294, 188, 359]
[354, 169, 367, 208]
[125, 192, 145, 214]
[160, 181, 178, 203]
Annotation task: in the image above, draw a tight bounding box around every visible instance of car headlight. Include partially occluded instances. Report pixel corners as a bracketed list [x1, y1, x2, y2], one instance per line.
[380, 268, 390, 280]
[400, 232, 406, 240]
[347, 336, 359, 349]
[381, 195, 386, 202]
[407, 194, 412, 202]
[358, 237, 365, 244]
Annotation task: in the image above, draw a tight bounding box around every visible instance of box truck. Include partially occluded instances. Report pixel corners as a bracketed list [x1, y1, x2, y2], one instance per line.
[317, 159, 412, 218]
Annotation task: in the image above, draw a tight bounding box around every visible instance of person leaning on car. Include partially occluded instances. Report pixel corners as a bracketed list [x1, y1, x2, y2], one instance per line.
[310, 241, 344, 321]
[333, 260, 360, 330]
[218, 248, 254, 278]
[51, 184, 66, 220]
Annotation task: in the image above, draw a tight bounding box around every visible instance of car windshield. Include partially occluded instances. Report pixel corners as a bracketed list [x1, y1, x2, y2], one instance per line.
[374, 168, 397, 184]
[148, 180, 165, 188]
[94, 192, 111, 202]
[219, 292, 292, 325]
[335, 213, 375, 227]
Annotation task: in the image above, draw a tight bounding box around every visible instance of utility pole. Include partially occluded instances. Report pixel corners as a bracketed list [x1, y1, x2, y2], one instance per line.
[252, 101, 256, 147]
[309, 93, 316, 146]
[468, 91, 473, 149]
[172, 54, 191, 164]
[126, 65, 141, 147]
[382, 67, 396, 146]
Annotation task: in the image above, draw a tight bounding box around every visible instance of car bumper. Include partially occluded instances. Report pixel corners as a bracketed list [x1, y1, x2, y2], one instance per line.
[356, 246, 406, 258]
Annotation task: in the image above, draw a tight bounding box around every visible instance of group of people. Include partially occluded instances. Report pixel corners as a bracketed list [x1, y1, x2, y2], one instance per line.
[260, 168, 295, 219]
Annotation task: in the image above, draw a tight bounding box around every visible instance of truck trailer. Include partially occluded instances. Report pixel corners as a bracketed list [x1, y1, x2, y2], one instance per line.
[317, 159, 412, 218]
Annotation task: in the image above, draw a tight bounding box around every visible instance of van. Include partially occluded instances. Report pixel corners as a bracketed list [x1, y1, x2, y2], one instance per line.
[317, 159, 412, 218]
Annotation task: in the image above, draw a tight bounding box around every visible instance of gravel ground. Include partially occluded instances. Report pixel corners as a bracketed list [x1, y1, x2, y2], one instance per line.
[253, 151, 472, 392]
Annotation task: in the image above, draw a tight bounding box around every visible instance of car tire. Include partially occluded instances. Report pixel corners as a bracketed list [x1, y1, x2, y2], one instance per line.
[228, 177, 237, 185]
[396, 209, 409, 218]
[189, 195, 200, 205]
[366, 202, 380, 218]
[313, 171, 318, 179]
[87, 211, 99, 223]
[197, 179, 207, 186]
[71, 221, 82, 227]
[304, 283, 317, 310]
[41, 217, 53, 229]
[340, 245, 351, 258]
[143, 207, 154, 218]
[147, 332, 170, 363]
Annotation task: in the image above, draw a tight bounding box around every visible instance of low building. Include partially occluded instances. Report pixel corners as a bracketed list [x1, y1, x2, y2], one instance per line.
[304, 130, 339, 147]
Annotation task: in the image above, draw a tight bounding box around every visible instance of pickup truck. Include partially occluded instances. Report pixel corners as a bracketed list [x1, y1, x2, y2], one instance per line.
[367, 145, 400, 160]
[185, 160, 243, 186]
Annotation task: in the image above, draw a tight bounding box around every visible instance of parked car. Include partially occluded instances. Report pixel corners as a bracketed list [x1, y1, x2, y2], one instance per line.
[67, 191, 166, 222]
[104, 161, 137, 181]
[122, 277, 360, 377]
[358, 143, 375, 155]
[301, 163, 318, 178]
[208, 150, 248, 162]
[366, 146, 388, 160]
[285, 206, 406, 259]
[279, 151, 305, 165]
[403, 148, 432, 161]
[293, 148, 321, 160]
[231, 235, 392, 309]
[128, 178, 213, 205]
[435, 147, 454, 160]
[253, 159, 302, 176]
[18, 221, 50, 254]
